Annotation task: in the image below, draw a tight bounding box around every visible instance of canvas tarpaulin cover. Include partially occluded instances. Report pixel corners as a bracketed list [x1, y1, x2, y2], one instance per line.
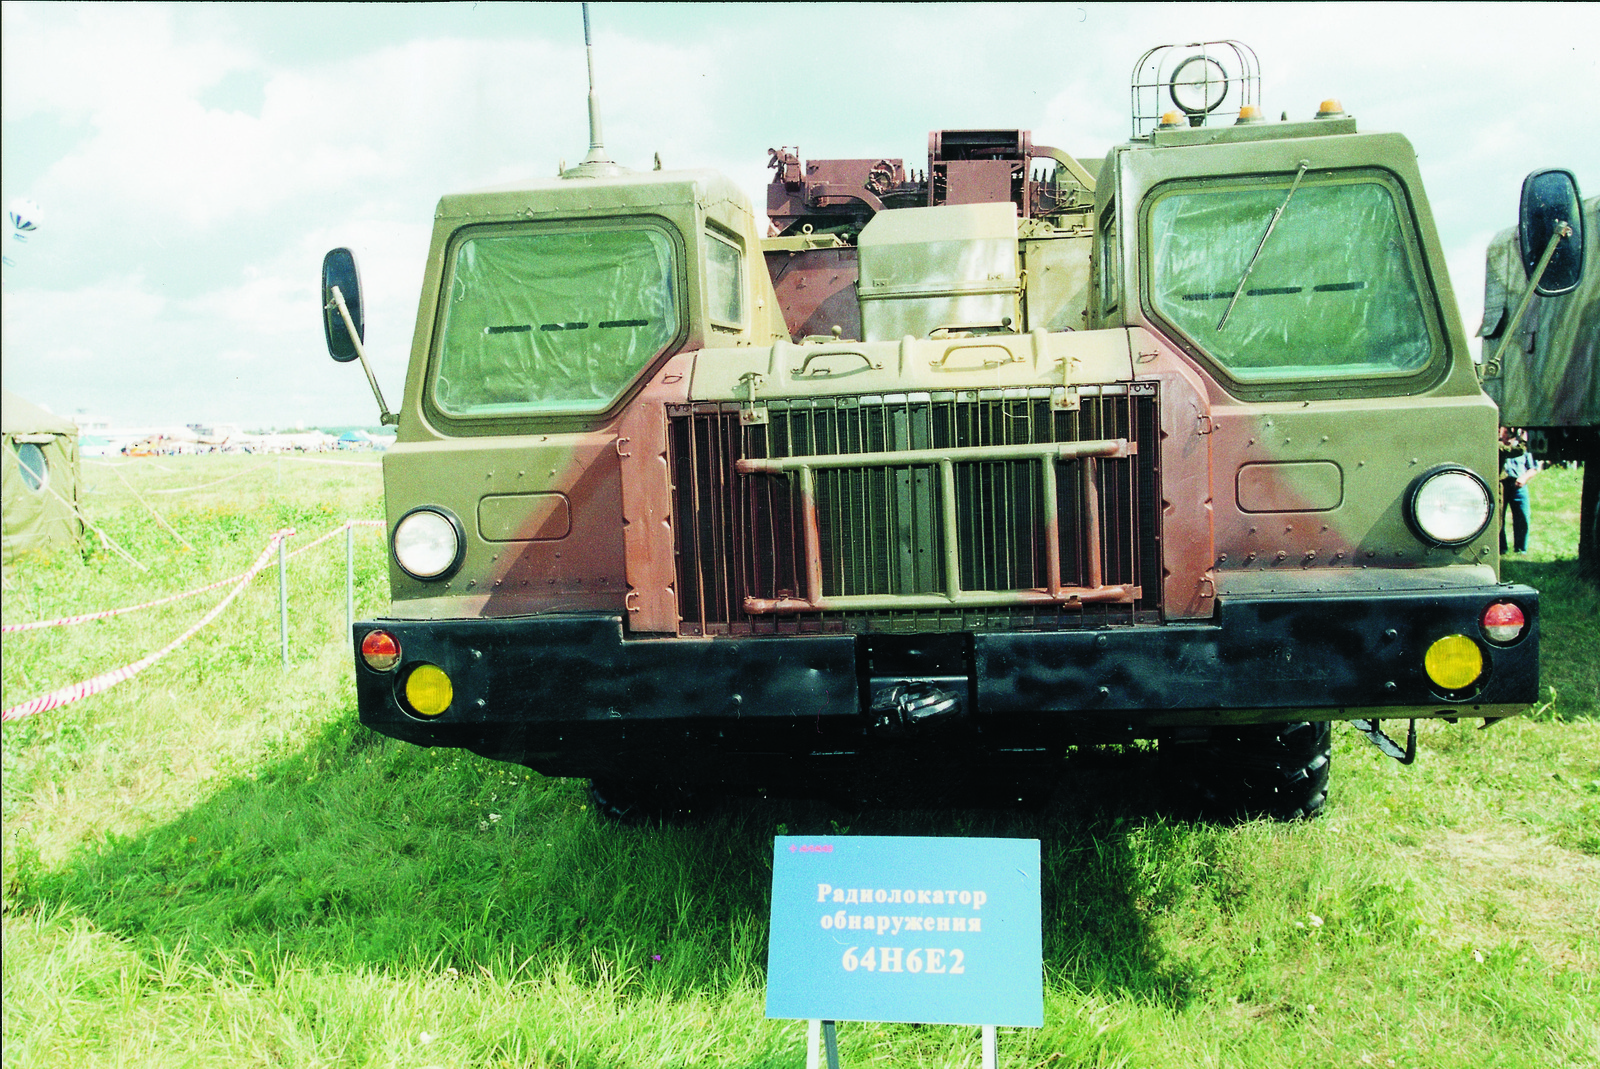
[1479, 196, 1600, 427]
[2, 389, 82, 563]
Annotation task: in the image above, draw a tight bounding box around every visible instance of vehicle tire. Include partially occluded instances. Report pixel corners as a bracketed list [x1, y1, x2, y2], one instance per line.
[587, 777, 703, 824]
[1159, 720, 1331, 821]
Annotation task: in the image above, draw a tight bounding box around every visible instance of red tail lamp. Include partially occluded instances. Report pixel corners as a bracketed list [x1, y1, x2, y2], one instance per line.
[1480, 602, 1526, 644]
[361, 629, 401, 671]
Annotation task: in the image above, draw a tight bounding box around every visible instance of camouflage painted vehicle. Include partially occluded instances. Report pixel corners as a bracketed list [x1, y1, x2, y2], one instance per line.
[324, 41, 1550, 820]
[1478, 175, 1597, 573]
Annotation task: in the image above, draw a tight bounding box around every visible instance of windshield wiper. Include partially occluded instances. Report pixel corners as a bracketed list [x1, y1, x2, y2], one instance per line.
[1217, 160, 1310, 332]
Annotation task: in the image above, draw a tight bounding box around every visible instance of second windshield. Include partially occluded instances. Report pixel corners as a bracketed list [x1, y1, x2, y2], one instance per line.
[1148, 174, 1436, 384]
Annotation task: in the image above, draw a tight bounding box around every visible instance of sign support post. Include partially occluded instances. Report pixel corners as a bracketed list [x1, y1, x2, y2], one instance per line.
[804, 1019, 841, 1069]
[806, 1019, 997, 1068]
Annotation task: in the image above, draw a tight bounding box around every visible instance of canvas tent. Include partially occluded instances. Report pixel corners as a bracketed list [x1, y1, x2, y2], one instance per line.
[2, 388, 83, 562]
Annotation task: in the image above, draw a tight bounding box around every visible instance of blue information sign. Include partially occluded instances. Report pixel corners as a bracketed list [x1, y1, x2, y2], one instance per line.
[765, 836, 1042, 1027]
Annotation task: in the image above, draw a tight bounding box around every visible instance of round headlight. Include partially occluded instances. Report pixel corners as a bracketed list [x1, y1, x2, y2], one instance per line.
[393, 507, 463, 580]
[1405, 467, 1492, 547]
[1169, 55, 1229, 116]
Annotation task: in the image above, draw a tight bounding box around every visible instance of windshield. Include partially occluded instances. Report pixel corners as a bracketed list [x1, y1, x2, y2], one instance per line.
[433, 225, 680, 416]
[1147, 174, 1436, 383]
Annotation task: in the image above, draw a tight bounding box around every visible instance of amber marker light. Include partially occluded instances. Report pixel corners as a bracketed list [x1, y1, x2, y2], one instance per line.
[1424, 635, 1484, 692]
[405, 664, 454, 717]
[360, 629, 401, 671]
[1481, 602, 1526, 644]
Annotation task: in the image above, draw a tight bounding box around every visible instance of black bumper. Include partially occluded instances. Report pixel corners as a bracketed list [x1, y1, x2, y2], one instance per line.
[354, 585, 1537, 778]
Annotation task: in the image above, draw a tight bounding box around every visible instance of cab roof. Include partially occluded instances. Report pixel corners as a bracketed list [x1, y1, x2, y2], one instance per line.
[435, 168, 754, 223]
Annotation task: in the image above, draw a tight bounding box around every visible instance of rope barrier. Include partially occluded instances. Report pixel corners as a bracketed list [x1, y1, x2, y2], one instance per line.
[280, 456, 383, 468]
[2, 529, 296, 723]
[111, 467, 195, 551]
[3, 571, 245, 632]
[146, 464, 272, 494]
[285, 518, 385, 560]
[2, 520, 385, 633]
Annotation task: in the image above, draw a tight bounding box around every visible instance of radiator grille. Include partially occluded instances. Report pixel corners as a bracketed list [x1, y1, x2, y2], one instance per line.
[669, 387, 1161, 635]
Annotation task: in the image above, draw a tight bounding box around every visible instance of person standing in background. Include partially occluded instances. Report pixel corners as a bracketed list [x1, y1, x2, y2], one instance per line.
[1499, 426, 1541, 554]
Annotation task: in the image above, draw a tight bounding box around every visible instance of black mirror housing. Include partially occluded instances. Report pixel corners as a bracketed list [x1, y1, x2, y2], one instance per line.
[322, 247, 365, 362]
[1519, 168, 1585, 296]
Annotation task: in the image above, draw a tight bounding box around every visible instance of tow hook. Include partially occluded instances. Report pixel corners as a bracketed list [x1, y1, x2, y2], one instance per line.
[870, 681, 964, 732]
[1350, 718, 1417, 764]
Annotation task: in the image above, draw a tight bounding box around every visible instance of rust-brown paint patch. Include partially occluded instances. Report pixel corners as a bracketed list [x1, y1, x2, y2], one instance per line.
[764, 246, 862, 342]
[1132, 329, 1216, 621]
[1237, 461, 1343, 513]
[618, 351, 696, 633]
[478, 445, 627, 616]
[478, 492, 572, 541]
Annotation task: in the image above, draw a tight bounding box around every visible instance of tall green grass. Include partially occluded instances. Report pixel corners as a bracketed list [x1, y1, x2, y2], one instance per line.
[3, 456, 1596, 1068]
[1499, 464, 1600, 722]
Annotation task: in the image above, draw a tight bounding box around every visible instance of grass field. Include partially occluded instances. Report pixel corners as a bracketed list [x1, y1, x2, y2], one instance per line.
[2, 456, 1596, 1068]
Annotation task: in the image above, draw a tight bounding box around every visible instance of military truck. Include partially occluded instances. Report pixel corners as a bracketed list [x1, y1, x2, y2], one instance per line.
[324, 38, 1551, 820]
[1477, 174, 1596, 575]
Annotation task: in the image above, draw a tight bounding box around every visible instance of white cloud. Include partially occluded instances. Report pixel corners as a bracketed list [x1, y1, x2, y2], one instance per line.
[4, 2, 1598, 428]
[1, 5, 248, 124]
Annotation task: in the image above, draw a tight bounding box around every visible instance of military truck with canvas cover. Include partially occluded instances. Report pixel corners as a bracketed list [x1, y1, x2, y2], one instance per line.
[325, 41, 1547, 819]
[1478, 179, 1597, 572]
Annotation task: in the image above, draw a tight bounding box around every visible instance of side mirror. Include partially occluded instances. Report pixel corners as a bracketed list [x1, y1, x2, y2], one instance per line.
[320, 247, 398, 426]
[322, 247, 365, 362]
[1519, 169, 1585, 296]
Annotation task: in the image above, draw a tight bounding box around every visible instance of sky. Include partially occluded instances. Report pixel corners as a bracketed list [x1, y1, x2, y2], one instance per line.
[2, 1, 1597, 430]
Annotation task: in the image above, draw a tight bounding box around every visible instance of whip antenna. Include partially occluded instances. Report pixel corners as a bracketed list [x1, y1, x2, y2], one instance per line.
[564, 3, 624, 177]
[582, 3, 605, 162]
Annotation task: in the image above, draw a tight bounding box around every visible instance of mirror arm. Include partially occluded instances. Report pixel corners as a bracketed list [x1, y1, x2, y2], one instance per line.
[328, 284, 399, 427]
[1491, 220, 1572, 372]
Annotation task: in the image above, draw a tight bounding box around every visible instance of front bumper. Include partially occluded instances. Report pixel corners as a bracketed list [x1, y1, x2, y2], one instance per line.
[354, 584, 1537, 779]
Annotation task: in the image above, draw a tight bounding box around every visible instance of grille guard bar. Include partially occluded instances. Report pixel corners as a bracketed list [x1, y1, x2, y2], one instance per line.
[735, 437, 1140, 613]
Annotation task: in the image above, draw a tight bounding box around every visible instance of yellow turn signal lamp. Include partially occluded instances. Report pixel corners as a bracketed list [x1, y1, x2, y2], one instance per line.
[405, 663, 454, 717]
[1424, 634, 1484, 692]
[1157, 110, 1186, 130]
[1316, 98, 1346, 119]
[1234, 106, 1265, 125]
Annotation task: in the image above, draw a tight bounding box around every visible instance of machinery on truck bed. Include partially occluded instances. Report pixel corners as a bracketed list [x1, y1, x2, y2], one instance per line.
[324, 36, 1560, 820]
